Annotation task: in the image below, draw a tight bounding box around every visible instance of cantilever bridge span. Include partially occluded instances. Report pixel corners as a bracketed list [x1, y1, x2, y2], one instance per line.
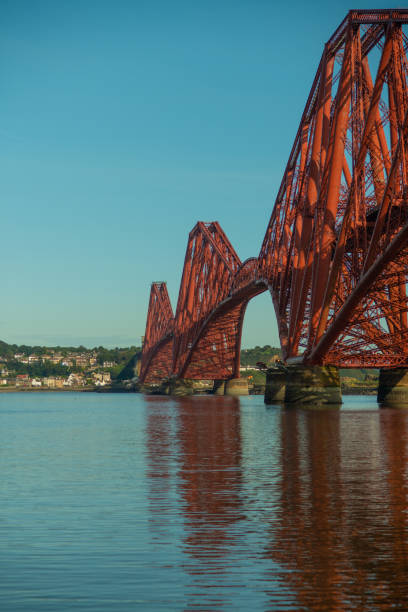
[140, 9, 408, 385]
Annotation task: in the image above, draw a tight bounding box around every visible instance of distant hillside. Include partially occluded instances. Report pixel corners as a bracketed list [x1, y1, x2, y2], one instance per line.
[340, 368, 379, 381]
[0, 339, 142, 380]
[241, 345, 282, 366]
[0, 339, 378, 383]
[0, 340, 15, 358]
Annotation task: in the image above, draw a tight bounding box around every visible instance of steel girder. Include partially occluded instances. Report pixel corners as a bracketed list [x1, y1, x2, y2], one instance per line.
[140, 10, 408, 382]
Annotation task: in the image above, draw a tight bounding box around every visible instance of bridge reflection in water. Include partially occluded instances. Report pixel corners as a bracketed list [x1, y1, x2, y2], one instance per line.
[145, 397, 408, 610]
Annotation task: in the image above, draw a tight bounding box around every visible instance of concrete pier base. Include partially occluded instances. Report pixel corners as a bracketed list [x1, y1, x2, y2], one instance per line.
[224, 378, 249, 396]
[159, 378, 194, 396]
[378, 368, 408, 407]
[264, 369, 286, 404]
[213, 380, 226, 395]
[284, 365, 342, 405]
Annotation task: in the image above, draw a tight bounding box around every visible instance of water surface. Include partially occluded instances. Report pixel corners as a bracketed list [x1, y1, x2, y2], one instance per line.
[1, 392, 408, 610]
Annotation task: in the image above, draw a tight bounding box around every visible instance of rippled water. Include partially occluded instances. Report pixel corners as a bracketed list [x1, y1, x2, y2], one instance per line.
[1, 392, 408, 610]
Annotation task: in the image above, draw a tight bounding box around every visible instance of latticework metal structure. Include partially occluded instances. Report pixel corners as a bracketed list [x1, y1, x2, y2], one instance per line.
[141, 10, 408, 383]
[139, 282, 174, 383]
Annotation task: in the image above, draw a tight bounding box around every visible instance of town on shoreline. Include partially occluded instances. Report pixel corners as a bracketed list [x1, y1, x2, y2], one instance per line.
[0, 341, 378, 394]
[0, 340, 141, 391]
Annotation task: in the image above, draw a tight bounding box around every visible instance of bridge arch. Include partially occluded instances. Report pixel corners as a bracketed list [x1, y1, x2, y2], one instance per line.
[180, 288, 268, 380]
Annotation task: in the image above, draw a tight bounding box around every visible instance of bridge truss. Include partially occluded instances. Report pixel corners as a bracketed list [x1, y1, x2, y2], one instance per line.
[141, 9, 408, 383]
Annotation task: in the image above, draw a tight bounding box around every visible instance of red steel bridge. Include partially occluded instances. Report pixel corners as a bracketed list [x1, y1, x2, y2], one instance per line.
[140, 9, 408, 384]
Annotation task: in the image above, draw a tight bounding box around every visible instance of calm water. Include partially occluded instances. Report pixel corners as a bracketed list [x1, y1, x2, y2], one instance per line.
[1, 392, 408, 610]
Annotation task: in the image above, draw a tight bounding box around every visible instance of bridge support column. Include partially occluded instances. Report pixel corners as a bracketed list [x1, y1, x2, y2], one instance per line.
[284, 365, 341, 405]
[224, 378, 249, 396]
[213, 380, 226, 395]
[378, 368, 408, 407]
[264, 369, 286, 404]
[159, 378, 194, 396]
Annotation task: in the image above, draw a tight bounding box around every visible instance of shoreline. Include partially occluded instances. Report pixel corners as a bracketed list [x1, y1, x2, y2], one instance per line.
[0, 386, 379, 396]
[0, 386, 98, 393]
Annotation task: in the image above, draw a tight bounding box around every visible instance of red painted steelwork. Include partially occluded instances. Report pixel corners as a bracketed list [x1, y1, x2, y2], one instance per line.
[139, 282, 174, 383]
[140, 10, 408, 382]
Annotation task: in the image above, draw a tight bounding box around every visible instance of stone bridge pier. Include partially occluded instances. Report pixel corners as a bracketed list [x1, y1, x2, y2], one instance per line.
[213, 378, 249, 396]
[378, 368, 408, 406]
[265, 365, 342, 405]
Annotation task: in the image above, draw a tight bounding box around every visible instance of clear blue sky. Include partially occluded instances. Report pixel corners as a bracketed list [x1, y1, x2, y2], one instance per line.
[0, 0, 392, 348]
